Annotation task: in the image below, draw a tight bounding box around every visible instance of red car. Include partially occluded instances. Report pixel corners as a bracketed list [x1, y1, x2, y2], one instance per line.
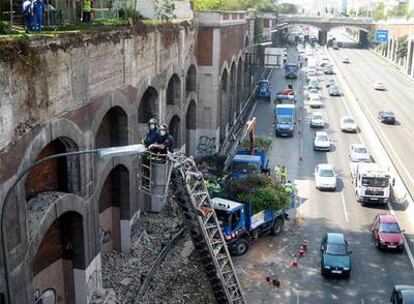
[371, 214, 404, 252]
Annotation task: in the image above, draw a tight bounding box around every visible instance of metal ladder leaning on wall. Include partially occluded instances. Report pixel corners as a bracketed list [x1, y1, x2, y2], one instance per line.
[139, 152, 245, 304]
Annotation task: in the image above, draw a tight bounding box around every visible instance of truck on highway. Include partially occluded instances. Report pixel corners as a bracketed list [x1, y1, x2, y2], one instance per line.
[274, 104, 296, 137]
[229, 149, 270, 180]
[351, 162, 394, 204]
[256, 78, 272, 101]
[284, 63, 299, 79]
[212, 197, 289, 255]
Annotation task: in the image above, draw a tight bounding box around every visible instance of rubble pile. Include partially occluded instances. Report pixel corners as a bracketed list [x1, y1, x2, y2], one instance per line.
[142, 232, 216, 304]
[95, 198, 215, 304]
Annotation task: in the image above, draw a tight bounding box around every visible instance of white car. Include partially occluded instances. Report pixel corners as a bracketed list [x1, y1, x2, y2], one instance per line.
[349, 144, 371, 162]
[308, 88, 320, 100]
[340, 116, 357, 133]
[309, 95, 323, 108]
[343, 58, 351, 63]
[308, 79, 320, 90]
[373, 81, 386, 91]
[310, 112, 325, 128]
[313, 131, 331, 151]
[314, 164, 337, 190]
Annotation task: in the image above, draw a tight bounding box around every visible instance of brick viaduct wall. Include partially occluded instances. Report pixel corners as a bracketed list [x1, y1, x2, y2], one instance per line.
[0, 23, 199, 303]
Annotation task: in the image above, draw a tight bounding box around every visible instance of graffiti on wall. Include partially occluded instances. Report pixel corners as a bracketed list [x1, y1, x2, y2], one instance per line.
[34, 288, 57, 304]
[197, 136, 216, 154]
[100, 226, 112, 244]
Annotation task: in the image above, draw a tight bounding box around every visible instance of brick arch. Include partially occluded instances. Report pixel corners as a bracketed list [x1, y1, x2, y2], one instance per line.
[236, 56, 243, 114]
[94, 157, 136, 251]
[26, 194, 89, 304]
[229, 61, 237, 125]
[185, 64, 197, 97]
[185, 100, 197, 155]
[90, 91, 131, 137]
[166, 73, 182, 106]
[219, 67, 229, 144]
[169, 115, 182, 150]
[97, 164, 129, 253]
[138, 87, 160, 124]
[95, 106, 129, 149]
[25, 136, 81, 201]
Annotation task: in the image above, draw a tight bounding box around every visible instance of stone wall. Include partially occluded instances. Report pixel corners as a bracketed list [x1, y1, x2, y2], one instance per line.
[0, 22, 198, 304]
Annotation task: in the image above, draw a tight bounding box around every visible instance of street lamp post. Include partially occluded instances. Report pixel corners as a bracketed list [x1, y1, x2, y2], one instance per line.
[243, 41, 273, 88]
[1, 144, 146, 304]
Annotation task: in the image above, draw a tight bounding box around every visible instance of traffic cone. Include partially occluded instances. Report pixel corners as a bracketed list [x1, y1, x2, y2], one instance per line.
[298, 245, 305, 257]
[291, 254, 298, 268]
[299, 155, 303, 161]
[303, 238, 309, 251]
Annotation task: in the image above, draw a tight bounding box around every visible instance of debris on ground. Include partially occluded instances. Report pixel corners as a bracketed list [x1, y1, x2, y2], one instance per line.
[92, 196, 216, 304]
[142, 232, 216, 304]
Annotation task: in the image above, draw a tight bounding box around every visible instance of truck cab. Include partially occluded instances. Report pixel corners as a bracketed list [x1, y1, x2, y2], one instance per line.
[275, 104, 296, 137]
[212, 197, 286, 256]
[284, 63, 299, 79]
[351, 163, 393, 204]
[256, 79, 271, 101]
[229, 149, 269, 180]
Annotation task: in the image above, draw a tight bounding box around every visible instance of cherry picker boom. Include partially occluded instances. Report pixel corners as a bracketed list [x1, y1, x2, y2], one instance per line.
[139, 151, 246, 304]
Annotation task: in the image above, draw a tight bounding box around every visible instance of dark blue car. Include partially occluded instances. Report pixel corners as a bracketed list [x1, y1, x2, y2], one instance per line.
[320, 232, 352, 278]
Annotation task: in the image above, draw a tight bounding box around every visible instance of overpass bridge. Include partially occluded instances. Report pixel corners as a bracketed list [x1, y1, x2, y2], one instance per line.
[272, 15, 375, 46]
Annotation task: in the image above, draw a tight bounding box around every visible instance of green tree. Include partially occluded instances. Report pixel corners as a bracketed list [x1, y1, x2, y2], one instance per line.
[373, 2, 386, 20]
[397, 35, 408, 59]
[388, 2, 408, 18]
[278, 3, 298, 14]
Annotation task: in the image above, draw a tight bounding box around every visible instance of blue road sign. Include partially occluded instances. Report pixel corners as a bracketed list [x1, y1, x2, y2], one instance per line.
[375, 29, 389, 43]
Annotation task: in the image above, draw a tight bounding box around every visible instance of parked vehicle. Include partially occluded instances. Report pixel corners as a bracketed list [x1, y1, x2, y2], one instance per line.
[212, 197, 289, 255]
[340, 116, 358, 133]
[285, 63, 299, 79]
[320, 232, 352, 278]
[371, 214, 404, 252]
[390, 285, 414, 304]
[256, 78, 272, 101]
[378, 110, 396, 124]
[275, 104, 296, 137]
[315, 164, 337, 190]
[351, 163, 394, 204]
[313, 131, 331, 151]
[229, 149, 270, 180]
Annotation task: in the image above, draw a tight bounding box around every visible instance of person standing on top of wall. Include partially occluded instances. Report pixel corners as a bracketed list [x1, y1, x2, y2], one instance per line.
[82, 0, 93, 22]
[32, 0, 45, 32]
[22, 0, 32, 32]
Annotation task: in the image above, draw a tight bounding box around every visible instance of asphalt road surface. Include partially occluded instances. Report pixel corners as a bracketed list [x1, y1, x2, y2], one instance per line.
[234, 44, 414, 304]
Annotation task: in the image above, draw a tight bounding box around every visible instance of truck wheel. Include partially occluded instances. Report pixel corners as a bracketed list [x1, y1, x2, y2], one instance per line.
[233, 238, 249, 256]
[271, 218, 285, 236]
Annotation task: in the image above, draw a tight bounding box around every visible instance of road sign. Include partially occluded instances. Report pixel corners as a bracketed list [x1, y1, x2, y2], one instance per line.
[375, 29, 389, 43]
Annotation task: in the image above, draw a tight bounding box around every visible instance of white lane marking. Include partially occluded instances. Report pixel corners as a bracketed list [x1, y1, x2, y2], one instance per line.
[295, 289, 300, 304]
[340, 191, 349, 223]
[326, 46, 414, 270]
[361, 299, 365, 304]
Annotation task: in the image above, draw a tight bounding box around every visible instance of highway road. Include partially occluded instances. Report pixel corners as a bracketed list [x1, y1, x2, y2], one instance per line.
[234, 45, 414, 303]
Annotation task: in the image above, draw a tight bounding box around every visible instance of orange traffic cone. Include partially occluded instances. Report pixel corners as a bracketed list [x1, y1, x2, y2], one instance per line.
[298, 245, 305, 257]
[291, 254, 298, 268]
